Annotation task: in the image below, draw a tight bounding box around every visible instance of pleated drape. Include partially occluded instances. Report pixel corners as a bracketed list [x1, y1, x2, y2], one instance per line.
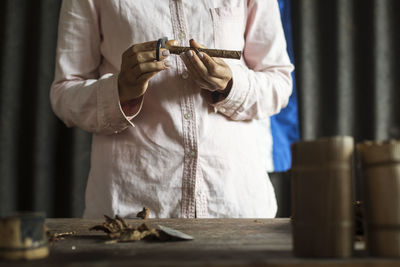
[0, 0, 91, 217]
[292, 0, 400, 141]
[0, 0, 399, 217]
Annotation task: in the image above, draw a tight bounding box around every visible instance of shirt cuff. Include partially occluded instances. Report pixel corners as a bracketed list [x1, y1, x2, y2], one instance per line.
[121, 95, 144, 120]
[211, 63, 249, 118]
[97, 73, 137, 133]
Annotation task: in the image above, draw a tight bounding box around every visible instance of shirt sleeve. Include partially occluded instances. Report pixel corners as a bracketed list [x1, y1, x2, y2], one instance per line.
[50, 0, 142, 135]
[211, 0, 294, 121]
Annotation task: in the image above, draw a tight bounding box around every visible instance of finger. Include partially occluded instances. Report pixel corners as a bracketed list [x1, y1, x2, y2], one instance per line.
[195, 78, 219, 91]
[186, 50, 221, 86]
[135, 70, 163, 95]
[185, 51, 229, 91]
[189, 39, 206, 49]
[135, 71, 161, 94]
[136, 49, 169, 62]
[122, 49, 170, 69]
[186, 50, 208, 75]
[130, 60, 171, 80]
[189, 39, 225, 67]
[211, 57, 226, 65]
[194, 80, 219, 91]
[185, 64, 216, 90]
[137, 70, 160, 84]
[198, 52, 227, 79]
[180, 52, 219, 91]
[179, 52, 199, 80]
[166, 39, 179, 48]
[123, 41, 158, 57]
[188, 66, 219, 90]
[123, 71, 161, 99]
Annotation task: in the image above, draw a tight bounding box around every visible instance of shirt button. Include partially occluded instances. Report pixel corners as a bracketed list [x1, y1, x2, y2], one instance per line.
[182, 71, 189, 79]
[114, 131, 119, 134]
[219, 107, 226, 113]
[184, 113, 192, 119]
[189, 151, 196, 157]
[178, 31, 186, 40]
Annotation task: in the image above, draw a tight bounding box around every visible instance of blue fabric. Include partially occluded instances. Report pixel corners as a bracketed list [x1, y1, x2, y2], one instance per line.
[270, 0, 300, 172]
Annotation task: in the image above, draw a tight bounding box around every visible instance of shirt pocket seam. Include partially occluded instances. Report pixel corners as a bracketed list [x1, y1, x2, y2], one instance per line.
[209, 7, 245, 50]
[210, 6, 243, 18]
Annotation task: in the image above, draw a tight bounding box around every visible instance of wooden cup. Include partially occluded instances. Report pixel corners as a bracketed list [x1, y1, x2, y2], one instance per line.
[357, 140, 400, 257]
[291, 136, 354, 258]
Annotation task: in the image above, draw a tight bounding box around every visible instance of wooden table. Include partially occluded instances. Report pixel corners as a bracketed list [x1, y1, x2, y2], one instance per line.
[1, 218, 399, 267]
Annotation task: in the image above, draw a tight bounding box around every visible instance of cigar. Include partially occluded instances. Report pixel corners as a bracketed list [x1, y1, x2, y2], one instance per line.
[157, 37, 241, 60]
[168, 46, 242, 59]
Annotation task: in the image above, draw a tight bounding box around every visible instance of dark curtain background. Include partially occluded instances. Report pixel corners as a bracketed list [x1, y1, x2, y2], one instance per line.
[0, 0, 90, 217]
[0, 0, 399, 218]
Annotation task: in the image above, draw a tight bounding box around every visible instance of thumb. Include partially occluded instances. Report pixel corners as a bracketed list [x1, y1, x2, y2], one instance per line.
[167, 39, 178, 46]
[189, 39, 206, 49]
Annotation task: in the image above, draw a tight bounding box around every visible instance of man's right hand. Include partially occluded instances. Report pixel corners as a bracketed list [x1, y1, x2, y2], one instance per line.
[118, 40, 174, 102]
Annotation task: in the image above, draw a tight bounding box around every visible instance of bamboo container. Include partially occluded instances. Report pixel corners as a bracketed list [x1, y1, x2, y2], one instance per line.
[291, 136, 354, 258]
[0, 213, 49, 260]
[357, 140, 400, 257]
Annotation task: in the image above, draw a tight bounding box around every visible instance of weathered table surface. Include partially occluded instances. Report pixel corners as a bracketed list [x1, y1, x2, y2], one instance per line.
[1, 218, 399, 267]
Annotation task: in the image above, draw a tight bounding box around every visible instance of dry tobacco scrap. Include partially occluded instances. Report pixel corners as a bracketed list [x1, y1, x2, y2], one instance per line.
[46, 226, 77, 244]
[89, 215, 158, 242]
[89, 215, 133, 239]
[136, 207, 150, 219]
[89, 215, 193, 242]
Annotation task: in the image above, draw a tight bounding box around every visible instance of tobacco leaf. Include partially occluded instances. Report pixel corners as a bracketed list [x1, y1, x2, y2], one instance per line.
[89, 215, 193, 242]
[137, 223, 150, 232]
[89, 215, 157, 241]
[89, 225, 112, 234]
[116, 214, 130, 228]
[118, 228, 160, 242]
[89, 215, 134, 239]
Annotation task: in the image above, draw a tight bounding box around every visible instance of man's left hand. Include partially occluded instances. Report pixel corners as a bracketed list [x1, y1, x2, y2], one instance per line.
[180, 39, 233, 94]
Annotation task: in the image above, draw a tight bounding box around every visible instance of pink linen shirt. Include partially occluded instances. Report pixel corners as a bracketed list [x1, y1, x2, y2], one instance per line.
[51, 0, 294, 218]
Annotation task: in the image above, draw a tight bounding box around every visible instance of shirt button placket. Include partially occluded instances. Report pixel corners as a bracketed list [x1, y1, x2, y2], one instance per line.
[184, 113, 192, 120]
[178, 31, 186, 41]
[171, 0, 197, 219]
